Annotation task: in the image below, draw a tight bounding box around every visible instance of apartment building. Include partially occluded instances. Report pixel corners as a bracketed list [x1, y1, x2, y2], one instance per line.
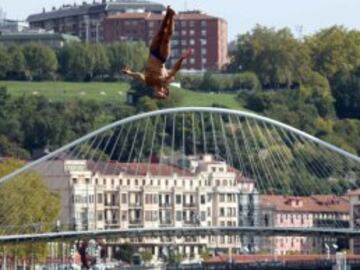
[260, 195, 350, 255]
[27, 0, 165, 42]
[348, 188, 360, 254]
[41, 155, 259, 258]
[103, 11, 228, 70]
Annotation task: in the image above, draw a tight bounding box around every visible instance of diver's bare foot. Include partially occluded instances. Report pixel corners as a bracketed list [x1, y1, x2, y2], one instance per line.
[167, 5, 176, 16]
[182, 48, 192, 59]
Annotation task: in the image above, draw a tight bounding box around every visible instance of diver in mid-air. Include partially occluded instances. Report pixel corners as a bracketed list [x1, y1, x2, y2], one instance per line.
[122, 6, 192, 99]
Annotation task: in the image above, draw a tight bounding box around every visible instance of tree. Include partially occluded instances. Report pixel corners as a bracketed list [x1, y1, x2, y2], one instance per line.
[22, 43, 58, 80]
[137, 96, 159, 112]
[306, 26, 360, 79]
[233, 72, 261, 91]
[229, 25, 311, 88]
[0, 135, 30, 160]
[0, 158, 61, 260]
[331, 68, 360, 119]
[0, 45, 10, 79]
[106, 42, 147, 78]
[90, 44, 110, 79]
[59, 42, 94, 81]
[7, 45, 26, 79]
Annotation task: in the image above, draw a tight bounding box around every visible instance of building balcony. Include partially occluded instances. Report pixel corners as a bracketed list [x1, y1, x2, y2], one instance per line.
[105, 219, 119, 225]
[159, 220, 173, 227]
[129, 219, 143, 229]
[129, 219, 143, 225]
[104, 202, 119, 207]
[183, 203, 197, 208]
[183, 220, 200, 227]
[129, 202, 142, 208]
[159, 203, 172, 208]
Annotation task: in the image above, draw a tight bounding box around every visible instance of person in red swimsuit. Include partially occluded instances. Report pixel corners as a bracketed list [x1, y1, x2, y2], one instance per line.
[122, 6, 192, 99]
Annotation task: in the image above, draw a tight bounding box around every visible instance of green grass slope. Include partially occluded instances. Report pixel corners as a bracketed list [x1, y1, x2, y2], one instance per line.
[0, 81, 242, 109]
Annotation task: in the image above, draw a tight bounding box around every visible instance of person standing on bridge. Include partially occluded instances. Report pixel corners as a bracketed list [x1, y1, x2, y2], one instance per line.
[121, 6, 192, 99]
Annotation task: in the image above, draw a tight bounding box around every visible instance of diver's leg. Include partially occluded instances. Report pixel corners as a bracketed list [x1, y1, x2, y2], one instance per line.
[159, 7, 175, 60]
[150, 6, 175, 51]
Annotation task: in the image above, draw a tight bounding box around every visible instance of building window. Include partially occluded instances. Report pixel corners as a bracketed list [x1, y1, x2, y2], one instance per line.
[97, 212, 103, 221]
[201, 20, 207, 27]
[181, 40, 187, 46]
[135, 179, 138, 186]
[176, 194, 182, 204]
[111, 179, 114, 185]
[121, 211, 127, 221]
[181, 21, 187, 27]
[97, 194, 103, 204]
[181, 30, 187, 36]
[121, 194, 127, 204]
[198, 211, 205, 222]
[201, 195, 206, 204]
[189, 21, 195, 27]
[176, 211, 182, 221]
[190, 29, 195, 35]
[219, 194, 225, 202]
[95, 178, 98, 185]
[220, 207, 225, 217]
[201, 30, 207, 36]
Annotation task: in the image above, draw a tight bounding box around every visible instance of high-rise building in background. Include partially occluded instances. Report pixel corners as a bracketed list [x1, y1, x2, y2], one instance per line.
[27, 0, 165, 43]
[26, 1, 229, 71]
[103, 11, 228, 70]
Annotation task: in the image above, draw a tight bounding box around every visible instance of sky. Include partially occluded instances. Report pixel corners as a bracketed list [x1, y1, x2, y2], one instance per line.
[1, 0, 360, 41]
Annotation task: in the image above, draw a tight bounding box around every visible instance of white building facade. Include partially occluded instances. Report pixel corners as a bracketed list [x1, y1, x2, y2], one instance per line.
[58, 155, 259, 258]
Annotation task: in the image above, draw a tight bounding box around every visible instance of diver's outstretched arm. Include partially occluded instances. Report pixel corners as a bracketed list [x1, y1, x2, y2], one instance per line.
[166, 48, 192, 80]
[121, 67, 146, 83]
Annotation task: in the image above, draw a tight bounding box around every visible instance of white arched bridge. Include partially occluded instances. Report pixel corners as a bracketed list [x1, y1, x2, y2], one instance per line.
[0, 107, 360, 251]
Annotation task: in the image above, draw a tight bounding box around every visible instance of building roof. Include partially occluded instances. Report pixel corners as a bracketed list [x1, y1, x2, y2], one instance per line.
[260, 194, 350, 214]
[105, 11, 220, 21]
[347, 188, 360, 196]
[27, 0, 165, 22]
[0, 32, 80, 42]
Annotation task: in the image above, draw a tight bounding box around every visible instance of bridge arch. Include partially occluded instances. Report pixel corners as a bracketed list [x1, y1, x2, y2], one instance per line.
[1, 106, 359, 185]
